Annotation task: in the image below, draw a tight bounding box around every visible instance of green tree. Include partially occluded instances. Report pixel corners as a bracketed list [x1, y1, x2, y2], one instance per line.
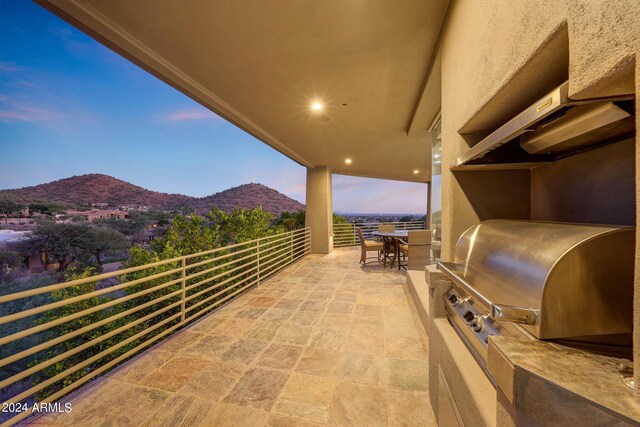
[399, 215, 414, 222]
[0, 199, 22, 216]
[152, 214, 219, 256]
[94, 211, 149, 237]
[274, 210, 305, 231]
[24, 224, 130, 272]
[333, 213, 348, 224]
[28, 202, 67, 215]
[25, 223, 96, 272]
[90, 227, 130, 265]
[208, 207, 274, 245]
[0, 249, 21, 282]
[146, 209, 172, 227]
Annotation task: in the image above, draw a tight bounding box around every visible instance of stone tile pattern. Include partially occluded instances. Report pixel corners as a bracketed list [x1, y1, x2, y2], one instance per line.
[30, 248, 435, 427]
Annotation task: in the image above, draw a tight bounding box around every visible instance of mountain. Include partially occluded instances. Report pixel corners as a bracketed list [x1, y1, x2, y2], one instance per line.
[0, 174, 305, 217]
[190, 183, 305, 215]
[0, 174, 192, 208]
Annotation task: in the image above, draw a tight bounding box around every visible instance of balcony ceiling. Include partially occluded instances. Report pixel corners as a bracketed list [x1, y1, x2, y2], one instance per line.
[37, 0, 448, 182]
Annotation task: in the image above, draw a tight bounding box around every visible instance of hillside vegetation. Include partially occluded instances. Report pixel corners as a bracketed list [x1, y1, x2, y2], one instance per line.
[0, 174, 304, 216]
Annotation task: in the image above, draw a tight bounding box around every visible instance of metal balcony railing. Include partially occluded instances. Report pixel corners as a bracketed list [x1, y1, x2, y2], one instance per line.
[0, 227, 311, 426]
[333, 221, 426, 247]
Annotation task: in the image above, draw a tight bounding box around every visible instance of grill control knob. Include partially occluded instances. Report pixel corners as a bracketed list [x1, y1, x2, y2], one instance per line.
[448, 294, 459, 306]
[472, 322, 483, 332]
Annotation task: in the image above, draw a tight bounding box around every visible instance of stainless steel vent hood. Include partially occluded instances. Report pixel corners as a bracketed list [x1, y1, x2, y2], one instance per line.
[454, 82, 635, 169]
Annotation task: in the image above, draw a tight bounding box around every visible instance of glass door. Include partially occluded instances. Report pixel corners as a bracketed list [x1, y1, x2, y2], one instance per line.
[430, 116, 442, 261]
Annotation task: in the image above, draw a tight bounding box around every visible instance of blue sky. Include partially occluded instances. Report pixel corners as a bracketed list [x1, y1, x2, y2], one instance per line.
[0, 1, 427, 214]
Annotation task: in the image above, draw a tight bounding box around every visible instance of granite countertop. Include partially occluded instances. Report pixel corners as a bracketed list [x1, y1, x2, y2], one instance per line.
[489, 336, 640, 425]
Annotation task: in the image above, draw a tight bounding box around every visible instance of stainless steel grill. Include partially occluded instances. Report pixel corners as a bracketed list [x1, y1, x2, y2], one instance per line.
[438, 220, 635, 374]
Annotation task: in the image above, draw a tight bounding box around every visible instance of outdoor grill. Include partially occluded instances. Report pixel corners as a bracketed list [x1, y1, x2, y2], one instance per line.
[437, 219, 635, 377]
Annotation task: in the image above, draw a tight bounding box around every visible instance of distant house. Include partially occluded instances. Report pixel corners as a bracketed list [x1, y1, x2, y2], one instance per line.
[66, 209, 130, 221]
[0, 229, 53, 273]
[132, 227, 161, 245]
[118, 205, 148, 211]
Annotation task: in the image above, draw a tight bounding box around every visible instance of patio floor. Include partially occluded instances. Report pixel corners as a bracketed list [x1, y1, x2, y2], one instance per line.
[30, 247, 434, 427]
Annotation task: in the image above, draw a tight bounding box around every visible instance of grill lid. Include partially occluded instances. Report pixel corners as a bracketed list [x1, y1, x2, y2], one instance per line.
[443, 220, 634, 340]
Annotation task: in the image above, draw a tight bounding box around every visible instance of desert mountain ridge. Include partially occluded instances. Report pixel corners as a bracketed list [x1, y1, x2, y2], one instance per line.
[0, 174, 305, 217]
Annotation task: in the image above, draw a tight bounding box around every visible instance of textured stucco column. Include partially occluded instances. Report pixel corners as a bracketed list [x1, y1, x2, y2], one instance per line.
[305, 166, 333, 254]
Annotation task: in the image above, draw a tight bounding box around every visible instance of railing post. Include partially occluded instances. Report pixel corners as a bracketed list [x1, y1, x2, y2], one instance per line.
[180, 258, 186, 323]
[257, 240, 261, 286]
[290, 231, 293, 263]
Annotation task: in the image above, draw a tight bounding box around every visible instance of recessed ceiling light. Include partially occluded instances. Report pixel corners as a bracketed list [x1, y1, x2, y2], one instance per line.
[345, 158, 352, 165]
[311, 102, 323, 111]
[413, 169, 420, 174]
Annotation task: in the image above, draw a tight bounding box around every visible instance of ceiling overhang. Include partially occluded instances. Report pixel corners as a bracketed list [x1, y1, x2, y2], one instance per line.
[36, 0, 448, 183]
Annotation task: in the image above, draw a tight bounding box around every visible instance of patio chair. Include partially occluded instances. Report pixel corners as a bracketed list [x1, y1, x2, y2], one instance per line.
[378, 224, 395, 232]
[398, 230, 431, 271]
[357, 227, 383, 266]
[377, 224, 396, 266]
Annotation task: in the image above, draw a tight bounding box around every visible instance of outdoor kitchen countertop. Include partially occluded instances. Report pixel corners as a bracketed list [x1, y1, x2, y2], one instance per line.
[488, 336, 640, 425]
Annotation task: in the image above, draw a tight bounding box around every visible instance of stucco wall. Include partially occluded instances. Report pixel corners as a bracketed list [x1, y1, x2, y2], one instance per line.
[531, 138, 635, 226]
[438, 0, 639, 397]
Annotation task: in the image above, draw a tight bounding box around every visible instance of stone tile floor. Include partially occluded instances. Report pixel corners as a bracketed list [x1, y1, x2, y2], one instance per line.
[30, 247, 435, 426]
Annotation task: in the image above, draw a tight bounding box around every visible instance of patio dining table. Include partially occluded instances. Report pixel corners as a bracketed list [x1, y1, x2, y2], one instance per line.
[372, 230, 408, 268]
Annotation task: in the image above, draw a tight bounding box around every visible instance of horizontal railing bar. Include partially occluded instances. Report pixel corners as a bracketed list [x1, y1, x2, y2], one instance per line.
[256, 235, 298, 252]
[185, 275, 259, 316]
[184, 244, 254, 270]
[261, 253, 294, 275]
[254, 235, 303, 254]
[264, 235, 307, 255]
[267, 229, 308, 243]
[259, 229, 306, 242]
[0, 319, 184, 427]
[263, 240, 307, 263]
[182, 231, 295, 257]
[0, 277, 182, 346]
[332, 222, 425, 247]
[260, 249, 299, 276]
[184, 265, 259, 303]
[185, 273, 259, 314]
[0, 261, 181, 304]
[0, 266, 183, 327]
[5, 311, 182, 406]
[262, 246, 308, 279]
[186, 251, 257, 281]
[267, 234, 307, 249]
[186, 278, 259, 320]
[0, 298, 182, 390]
[255, 241, 296, 264]
[186, 258, 258, 290]
[259, 250, 294, 273]
[0, 236, 304, 344]
[0, 287, 183, 369]
[255, 233, 296, 246]
[0, 228, 310, 303]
